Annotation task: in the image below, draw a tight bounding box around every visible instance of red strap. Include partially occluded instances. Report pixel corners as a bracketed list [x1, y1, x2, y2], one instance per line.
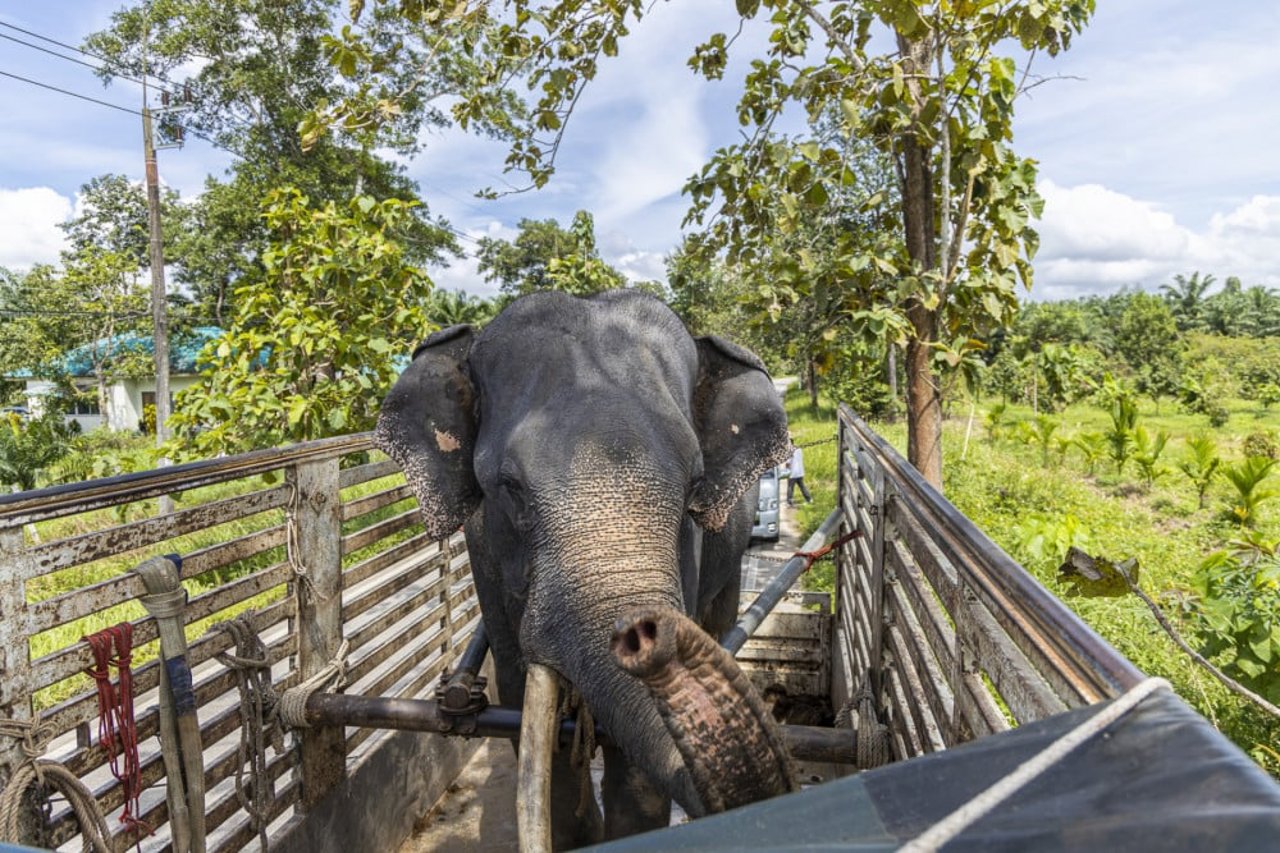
[796, 530, 862, 572]
[83, 624, 151, 840]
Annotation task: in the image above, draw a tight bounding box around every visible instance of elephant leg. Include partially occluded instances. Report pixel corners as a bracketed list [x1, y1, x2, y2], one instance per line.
[699, 577, 740, 642]
[549, 749, 603, 849]
[696, 492, 753, 639]
[602, 744, 670, 839]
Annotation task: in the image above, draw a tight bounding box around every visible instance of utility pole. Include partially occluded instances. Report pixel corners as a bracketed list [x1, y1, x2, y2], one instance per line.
[142, 61, 188, 514]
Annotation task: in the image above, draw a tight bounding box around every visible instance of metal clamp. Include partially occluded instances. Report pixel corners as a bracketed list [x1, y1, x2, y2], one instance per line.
[435, 669, 489, 735]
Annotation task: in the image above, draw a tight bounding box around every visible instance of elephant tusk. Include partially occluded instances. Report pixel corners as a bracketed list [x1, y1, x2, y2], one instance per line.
[517, 663, 559, 853]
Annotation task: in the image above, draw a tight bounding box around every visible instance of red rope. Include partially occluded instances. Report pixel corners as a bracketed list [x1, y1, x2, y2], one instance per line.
[797, 530, 862, 572]
[83, 623, 151, 840]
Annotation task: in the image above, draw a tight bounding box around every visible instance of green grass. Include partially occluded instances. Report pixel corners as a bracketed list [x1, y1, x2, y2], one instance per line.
[785, 388, 1279, 776]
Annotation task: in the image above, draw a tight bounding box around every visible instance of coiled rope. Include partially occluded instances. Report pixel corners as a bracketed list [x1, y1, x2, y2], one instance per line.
[214, 614, 285, 852]
[0, 715, 112, 853]
[834, 671, 891, 770]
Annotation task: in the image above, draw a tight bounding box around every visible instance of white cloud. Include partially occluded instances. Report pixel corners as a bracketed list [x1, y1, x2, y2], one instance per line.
[1032, 180, 1280, 299]
[0, 187, 72, 269]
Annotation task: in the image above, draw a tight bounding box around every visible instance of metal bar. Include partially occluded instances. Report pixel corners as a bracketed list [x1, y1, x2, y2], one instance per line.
[721, 509, 843, 655]
[302, 693, 859, 764]
[0, 433, 371, 526]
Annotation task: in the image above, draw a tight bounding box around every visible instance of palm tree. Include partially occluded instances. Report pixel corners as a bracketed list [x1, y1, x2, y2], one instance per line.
[1159, 271, 1214, 332]
[1178, 433, 1221, 509]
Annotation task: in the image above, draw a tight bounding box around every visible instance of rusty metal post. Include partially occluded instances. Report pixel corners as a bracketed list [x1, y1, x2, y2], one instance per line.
[289, 458, 347, 808]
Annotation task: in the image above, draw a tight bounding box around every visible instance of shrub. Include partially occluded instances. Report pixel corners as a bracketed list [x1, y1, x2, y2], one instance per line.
[1191, 548, 1280, 704]
[1243, 431, 1279, 460]
[1013, 512, 1092, 569]
[0, 411, 77, 491]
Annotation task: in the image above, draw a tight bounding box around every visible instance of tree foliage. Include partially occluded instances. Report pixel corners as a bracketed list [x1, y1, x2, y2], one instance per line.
[168, 189, 434, 456]
[86, 0, 464, 324]
[328, 0, 1096, 486]
[476, 211, 626, 297]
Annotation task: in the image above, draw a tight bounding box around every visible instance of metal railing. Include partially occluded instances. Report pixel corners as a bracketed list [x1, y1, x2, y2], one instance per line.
[0, 434, 479, 852]
[833, 405, 1144, 758]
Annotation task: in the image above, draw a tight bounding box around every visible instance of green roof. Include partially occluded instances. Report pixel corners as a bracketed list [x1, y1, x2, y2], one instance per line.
[12, 327, 224, 379]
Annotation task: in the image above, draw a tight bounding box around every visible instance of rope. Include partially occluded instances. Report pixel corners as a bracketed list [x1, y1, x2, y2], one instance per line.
[275, 639, 351, 729]
[797, 530, 861, 573]
[556, 685, 597, 820]
[82, 624, 150, 840]
[284, 482, 330, 603]
[0, 716, 113, 853]
[213, 614, 284, 852]
[833, 671, 891, 770]
[901, 677, 1171, 852]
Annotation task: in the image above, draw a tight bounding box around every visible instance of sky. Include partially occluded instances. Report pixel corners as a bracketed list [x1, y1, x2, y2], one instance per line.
[0, 1, 1277, 303]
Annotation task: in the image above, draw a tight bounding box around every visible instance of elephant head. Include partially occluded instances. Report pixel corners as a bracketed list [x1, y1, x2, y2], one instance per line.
[375, 291, 792, 835]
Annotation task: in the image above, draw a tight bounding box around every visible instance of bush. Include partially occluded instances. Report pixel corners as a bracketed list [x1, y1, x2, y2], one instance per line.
[0, 411, 77, 491]
[1243, 431, 1279, 460]
[1192, 548, 1280, 704]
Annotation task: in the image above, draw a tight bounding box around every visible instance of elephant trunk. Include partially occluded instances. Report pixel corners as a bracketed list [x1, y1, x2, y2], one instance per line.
[611, 605, 797, 812]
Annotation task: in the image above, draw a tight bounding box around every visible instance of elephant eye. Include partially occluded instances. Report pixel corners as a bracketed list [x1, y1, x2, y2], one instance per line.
[497, 476, 535, 532]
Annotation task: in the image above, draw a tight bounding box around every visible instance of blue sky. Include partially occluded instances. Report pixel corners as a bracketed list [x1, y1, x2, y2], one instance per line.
[1, 1, 1278, 301]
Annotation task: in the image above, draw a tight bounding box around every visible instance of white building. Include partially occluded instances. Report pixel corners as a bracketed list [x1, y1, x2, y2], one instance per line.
[11, 328, 222, 433]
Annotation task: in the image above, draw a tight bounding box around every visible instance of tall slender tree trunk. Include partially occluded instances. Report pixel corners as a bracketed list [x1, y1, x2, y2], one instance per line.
[886, 346, 898, 402]
[808, 360, 818, 408]
[897, 32, 943, 489]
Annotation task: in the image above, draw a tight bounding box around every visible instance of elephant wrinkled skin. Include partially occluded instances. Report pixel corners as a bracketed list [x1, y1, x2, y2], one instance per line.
[375, 290, 792, 847]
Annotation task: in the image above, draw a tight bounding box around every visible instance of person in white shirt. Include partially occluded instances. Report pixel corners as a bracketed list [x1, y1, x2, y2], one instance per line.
[786, 437, 812, 506]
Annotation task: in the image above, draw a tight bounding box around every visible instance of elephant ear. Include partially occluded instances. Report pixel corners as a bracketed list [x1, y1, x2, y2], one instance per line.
[689, 336, 791, 531]
[375, 325, 481, 539]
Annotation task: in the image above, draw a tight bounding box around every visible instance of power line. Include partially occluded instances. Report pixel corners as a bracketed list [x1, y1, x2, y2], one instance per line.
[0, 68, 139, 115]
[0, 17, 182, 98]
[0, 30, 171, 97]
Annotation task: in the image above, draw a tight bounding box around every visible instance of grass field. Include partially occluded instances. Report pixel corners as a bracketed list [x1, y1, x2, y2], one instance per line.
[785, 389, 1280, 776]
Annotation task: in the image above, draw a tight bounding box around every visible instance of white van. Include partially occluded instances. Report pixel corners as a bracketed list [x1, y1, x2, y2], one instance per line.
[751, 465, 783, 541]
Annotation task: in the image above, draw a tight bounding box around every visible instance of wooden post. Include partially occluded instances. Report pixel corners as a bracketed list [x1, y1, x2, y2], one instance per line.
[0, 524, 41, 845]
[289, 458, 347, 809]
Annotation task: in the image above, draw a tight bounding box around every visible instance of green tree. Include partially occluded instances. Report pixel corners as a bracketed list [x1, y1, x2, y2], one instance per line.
[1106, 394, 1138, 476]
[1179, 433, 1221, 510]
[168, 189, 434, 455]
[343, 0, 1095, 488]
[1114, 292, 1182, 408]
[1131, 425, 1170, 488]
[476, 211, 625, 297]
[0, 410, 77, 492]
[1221, 456, 1279, 528]
[87, 0, 466, 323]
[1159, 271, 1214, 333]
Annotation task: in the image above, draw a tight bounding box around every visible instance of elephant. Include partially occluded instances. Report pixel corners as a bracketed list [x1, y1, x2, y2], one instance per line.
[375, 289, 794, 847]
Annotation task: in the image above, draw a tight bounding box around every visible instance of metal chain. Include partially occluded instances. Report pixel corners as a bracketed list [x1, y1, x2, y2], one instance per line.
[796, 434, 838, 449]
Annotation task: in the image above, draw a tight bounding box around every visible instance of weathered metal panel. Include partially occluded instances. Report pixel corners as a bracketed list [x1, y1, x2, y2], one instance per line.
[338, 458, 400, 490]
[25, 526, 286, 636]
[20, 485, 289, 581]
[0, 433, 371, 527]
[341, 531, 434, 590]
[340, 483, 412, 522]
[31, 561, 292, 693]
[340, 508, 421, 558]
